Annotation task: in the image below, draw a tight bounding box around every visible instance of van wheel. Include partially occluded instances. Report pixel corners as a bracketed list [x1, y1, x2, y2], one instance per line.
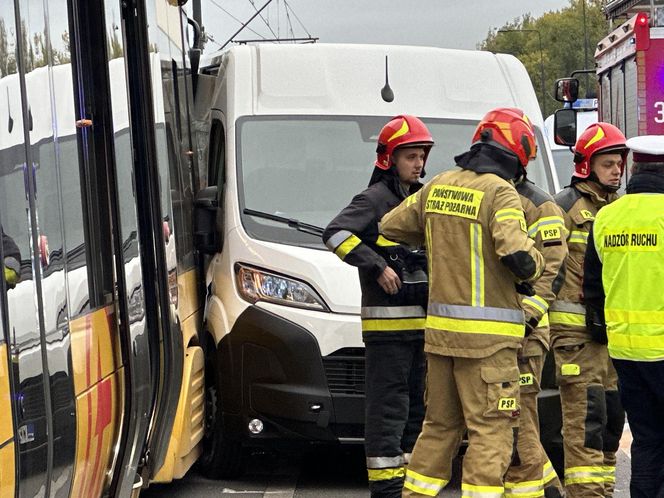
[198, 342, 244, 479]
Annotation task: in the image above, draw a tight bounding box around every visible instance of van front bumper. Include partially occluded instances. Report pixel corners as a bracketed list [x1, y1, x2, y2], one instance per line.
[218, 305, 365, 445]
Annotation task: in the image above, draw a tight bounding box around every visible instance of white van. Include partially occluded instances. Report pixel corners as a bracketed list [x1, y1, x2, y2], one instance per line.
[192, 43, 561, 477]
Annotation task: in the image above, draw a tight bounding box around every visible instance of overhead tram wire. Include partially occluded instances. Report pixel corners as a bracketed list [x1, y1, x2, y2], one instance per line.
[248, 0, 279, 40]
[283, 1, 295, 40]
[208, 0, 310, 48]
[207, 0, 268, 41]
[283, 0, 312, 38]
[219, 0, 275, 50]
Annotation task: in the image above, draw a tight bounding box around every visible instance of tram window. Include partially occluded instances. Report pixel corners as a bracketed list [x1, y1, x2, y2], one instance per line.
[114, 131, 139, 260]
[50, 61, 90, 316]
[159, 59, 195, 270]
[161, 121, 194, 270]
[172, 61, 195, 268]
[59, 138, 88, 266]
[36, 142, 65, 277]
[208, 119, 225, 188]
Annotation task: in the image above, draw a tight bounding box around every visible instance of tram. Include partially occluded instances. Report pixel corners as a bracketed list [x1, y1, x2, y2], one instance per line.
[0, 0, 208, 496]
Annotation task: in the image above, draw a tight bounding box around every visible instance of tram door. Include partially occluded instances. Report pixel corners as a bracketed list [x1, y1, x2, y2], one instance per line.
[0, 0, 87, 495]
[0, 0, 147, 496]
[0, 0, 198, 495]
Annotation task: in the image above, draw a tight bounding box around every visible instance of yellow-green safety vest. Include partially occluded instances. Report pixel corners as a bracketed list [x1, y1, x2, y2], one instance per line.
[593, 193, 664, 361]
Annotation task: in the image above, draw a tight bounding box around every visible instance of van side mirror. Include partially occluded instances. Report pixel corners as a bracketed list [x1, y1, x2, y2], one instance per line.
[554, 78, 579, 103]
[194, 186, 222, 254]
[553, 108, 578, 147]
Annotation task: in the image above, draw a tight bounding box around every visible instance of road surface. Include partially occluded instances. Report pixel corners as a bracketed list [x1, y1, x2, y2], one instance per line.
[142, 428, 632, 497]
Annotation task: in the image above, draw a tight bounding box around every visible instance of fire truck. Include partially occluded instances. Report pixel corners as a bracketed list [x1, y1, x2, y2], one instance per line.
[552, 8, 664, 165]
[595, 11, 664, 139]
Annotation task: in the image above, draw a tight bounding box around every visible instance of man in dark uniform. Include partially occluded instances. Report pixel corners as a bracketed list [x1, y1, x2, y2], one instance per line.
[584, 135, 664, 498]
[323, 115, 433, 498]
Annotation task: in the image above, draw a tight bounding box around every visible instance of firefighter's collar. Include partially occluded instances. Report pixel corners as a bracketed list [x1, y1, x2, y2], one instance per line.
[574, 181, 618, 206]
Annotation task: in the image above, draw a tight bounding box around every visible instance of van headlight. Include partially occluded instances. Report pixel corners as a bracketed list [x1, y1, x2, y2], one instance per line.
[235, 263, 329, 311]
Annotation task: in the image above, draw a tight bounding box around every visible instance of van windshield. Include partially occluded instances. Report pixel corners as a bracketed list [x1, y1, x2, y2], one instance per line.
[237, 116, 554, 248]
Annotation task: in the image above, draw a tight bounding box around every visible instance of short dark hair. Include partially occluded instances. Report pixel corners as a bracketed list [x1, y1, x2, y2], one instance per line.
[633, 162, 664, 175]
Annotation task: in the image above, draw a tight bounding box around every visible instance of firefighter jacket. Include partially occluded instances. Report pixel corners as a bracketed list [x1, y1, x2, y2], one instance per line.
[380, 166, 545, 358]
[323, 173, 427, 343]
[516, 179, 568, 352]
[584, 171, 664, 361]
[550, 181, 618, 341]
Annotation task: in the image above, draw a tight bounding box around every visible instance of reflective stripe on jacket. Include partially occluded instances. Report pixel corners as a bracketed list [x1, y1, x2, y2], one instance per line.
[551, 182, 617, 341]
[589, 193, 664, 360]
[380, 168, 545, 358]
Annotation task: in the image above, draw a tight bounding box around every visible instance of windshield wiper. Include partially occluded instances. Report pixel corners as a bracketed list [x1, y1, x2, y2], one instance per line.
[243, 208, 325, 237]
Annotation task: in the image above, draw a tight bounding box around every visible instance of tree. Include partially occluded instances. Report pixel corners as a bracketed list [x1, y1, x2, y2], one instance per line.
[57, 31, 71, 65]
[0, 17, 71, 77]
[479, 0, 608, 117]
[33, 32, 48, 68]
[0, 18, 10, 77]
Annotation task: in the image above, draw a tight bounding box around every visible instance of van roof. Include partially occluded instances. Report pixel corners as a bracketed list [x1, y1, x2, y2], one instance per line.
[206, 43, 544, 126]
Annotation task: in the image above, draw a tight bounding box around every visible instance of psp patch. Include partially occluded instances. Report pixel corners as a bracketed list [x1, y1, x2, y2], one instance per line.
[519, 218, 527, 233]
[541, 226, 561, 241]
[519, 373, 534, 386]
[561, 363, 580, 376]
[498, 397, 517, 411]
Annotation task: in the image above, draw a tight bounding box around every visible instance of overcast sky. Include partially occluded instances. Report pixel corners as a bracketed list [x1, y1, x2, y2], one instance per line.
[201, 0, 571, 51]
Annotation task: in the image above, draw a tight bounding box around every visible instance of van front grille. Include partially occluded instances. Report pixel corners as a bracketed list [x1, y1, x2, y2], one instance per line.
[323, 352, 365, 396]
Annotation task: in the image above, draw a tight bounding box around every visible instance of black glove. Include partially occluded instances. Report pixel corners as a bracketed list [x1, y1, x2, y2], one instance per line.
[586, 305, 608, 345]
[515, 281, 535, 296]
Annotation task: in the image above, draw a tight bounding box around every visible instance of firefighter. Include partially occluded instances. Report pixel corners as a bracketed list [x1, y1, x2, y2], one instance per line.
[380, 107, 545, 498]
[550, 122, 628, 497]
[504, 154, 568, 498]
[583, 135, 664, 498]
[323, 115, 432, 498]
[2, 227, 20, 289]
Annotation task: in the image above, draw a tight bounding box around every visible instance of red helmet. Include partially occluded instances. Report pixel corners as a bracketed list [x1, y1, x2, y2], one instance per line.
[572, 122, 628, 179]
[472, 107, 537, 167]
[375, 115, 434, 170]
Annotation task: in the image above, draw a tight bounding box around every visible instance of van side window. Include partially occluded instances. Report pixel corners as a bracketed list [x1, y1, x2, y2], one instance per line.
[208, 119, 226, 188]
